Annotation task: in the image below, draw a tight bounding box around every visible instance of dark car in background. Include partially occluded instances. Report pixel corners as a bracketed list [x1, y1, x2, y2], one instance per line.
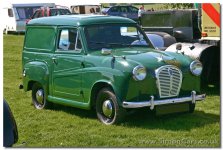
[146, 32, 177, 50]
[129, 31, 177, 50]
[102, 5, 139, 21]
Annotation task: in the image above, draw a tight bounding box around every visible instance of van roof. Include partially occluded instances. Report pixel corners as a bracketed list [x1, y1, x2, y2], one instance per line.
[27, 15, 136, 26]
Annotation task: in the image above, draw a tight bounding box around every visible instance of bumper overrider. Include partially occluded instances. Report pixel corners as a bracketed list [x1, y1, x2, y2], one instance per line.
[122, 91, 206, 110]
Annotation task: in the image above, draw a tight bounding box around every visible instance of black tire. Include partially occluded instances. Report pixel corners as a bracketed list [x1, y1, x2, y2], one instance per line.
[189, 103, 195, 113]
[32, 82, 49, 109]
[96, 88, 125, 125]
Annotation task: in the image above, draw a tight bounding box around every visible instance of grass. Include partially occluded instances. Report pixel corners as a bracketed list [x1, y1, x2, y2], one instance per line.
[3, 34, 220, 147]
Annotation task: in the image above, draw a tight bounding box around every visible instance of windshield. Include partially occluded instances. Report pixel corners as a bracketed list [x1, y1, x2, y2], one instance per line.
[50, 9, 71, 16]
[16, 7, 39, 19]
[147, 34, 164, 48]
[84, 24, 153, 51]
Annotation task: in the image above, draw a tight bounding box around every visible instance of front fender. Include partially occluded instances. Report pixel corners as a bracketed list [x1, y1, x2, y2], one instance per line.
[23, 61, 49, 91]
[83, 66, 132, 105]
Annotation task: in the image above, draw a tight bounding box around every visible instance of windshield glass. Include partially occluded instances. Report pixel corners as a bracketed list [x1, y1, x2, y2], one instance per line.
[16, 7, 39, 19]
[147, 34, 164, 48]
[84, 24, 152, 51]
[50, 9, 71, 16]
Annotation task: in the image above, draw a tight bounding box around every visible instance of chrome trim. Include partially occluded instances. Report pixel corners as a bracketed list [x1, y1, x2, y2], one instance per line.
[155, 65, 182, 98]
[192, 91, 196, 104]
[122, 91, 205, 110]
[36, 89, 44, 104]
[23, 69, 26, 77]
[150, 96, 154, 110]
[102, 100, 113, 118]
[132, 65, 147, 81]
[190, 60, 203, 76]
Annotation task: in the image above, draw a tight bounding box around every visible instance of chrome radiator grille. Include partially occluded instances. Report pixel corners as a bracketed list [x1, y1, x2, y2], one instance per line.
[155, 65, 182, 98]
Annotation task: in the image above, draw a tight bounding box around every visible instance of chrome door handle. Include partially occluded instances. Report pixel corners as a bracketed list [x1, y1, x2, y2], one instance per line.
[52, 57, 57, 64]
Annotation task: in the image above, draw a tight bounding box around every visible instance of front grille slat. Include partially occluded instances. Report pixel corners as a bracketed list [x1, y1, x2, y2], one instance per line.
[156, 65, 182, 98]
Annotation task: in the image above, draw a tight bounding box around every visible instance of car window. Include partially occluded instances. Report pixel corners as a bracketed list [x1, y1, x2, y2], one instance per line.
[8, 9, 13, 17]
[16, 7, 40, 19]
[76, 33, 82, 50]
[120, 6, 128, 13]
[50, 9, 71, 16]
[58, 29, 82, 52]
[109, 6, 119, 13]
[129, 6, 138, 13]
[147, 34, 165, 48]
[85, 24, 151, 51]
[32, 10, 41, 18]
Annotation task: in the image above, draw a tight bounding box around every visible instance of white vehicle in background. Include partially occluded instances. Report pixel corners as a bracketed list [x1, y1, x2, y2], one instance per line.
[70, 4, 101, 14]
[2, 3, 55, 34]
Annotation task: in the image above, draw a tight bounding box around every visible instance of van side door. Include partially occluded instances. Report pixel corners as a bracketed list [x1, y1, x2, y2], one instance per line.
[52, 27, 84, 102]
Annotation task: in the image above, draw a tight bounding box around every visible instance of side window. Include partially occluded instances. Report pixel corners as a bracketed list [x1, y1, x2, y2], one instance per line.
[76, 33, 82, 50]
[120, 7, 128, 13]
[129, 7, 138, 13]
[58, 29, 82, 52]
[109, 6, 119, 13]
[32, 11, 40, 19]
[8, 9, 13, 17]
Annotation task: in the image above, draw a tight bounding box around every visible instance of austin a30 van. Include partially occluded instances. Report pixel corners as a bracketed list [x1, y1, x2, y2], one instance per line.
[21, 15, 205, 125]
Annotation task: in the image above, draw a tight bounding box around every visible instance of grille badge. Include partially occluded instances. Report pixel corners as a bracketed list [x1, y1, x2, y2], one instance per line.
[168, 68, 173, 76]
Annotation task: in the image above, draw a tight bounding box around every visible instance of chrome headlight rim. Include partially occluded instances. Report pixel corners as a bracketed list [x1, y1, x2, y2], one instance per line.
[132, 65, 147, 81]
[190, 60, 203, 76]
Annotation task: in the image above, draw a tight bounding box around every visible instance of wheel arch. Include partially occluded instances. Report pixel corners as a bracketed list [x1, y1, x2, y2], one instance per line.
[90, 81, 119, 109]
[23, 61, 49, 92]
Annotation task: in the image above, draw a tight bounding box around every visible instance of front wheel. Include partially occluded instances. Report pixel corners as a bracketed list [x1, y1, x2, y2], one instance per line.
[32, 82, 50, 109]
[96, 88, 125, 125]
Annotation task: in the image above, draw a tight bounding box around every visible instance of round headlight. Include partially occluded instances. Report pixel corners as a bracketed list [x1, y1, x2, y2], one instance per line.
[190, 60, 203, 76]
[132, 65, 147, 81]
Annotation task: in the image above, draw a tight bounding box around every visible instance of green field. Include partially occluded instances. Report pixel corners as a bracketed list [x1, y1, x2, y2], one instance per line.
[3, 35, 220, 147]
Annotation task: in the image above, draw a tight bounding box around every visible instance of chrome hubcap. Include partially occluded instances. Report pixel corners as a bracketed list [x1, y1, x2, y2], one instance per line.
[36, 89, 44, 104]
[102, 100, 113, 118]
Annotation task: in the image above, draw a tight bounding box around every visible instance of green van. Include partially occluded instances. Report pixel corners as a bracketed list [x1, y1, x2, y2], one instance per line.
[21, 15, 205, 125]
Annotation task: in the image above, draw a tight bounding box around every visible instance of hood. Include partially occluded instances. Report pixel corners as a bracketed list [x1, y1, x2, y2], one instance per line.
[126, 50, 192, 70]
[89, 47, 192, 71]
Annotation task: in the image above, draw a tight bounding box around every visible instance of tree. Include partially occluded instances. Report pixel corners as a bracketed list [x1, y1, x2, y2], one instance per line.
[163, 3, 194, 9]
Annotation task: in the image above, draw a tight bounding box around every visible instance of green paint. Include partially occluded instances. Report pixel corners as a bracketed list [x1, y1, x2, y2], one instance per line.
[23, 15, 202, 111]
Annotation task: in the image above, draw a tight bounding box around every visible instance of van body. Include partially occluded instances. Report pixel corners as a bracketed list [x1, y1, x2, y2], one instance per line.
[21, 15, 205, 125]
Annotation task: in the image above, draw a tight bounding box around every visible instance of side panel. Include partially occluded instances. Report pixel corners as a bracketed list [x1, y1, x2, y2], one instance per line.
[22, 25, 56, 92]
[52, 53, 83, 101]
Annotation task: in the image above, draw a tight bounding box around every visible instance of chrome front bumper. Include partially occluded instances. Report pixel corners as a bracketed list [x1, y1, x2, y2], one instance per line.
[122, 91, 206, 110]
